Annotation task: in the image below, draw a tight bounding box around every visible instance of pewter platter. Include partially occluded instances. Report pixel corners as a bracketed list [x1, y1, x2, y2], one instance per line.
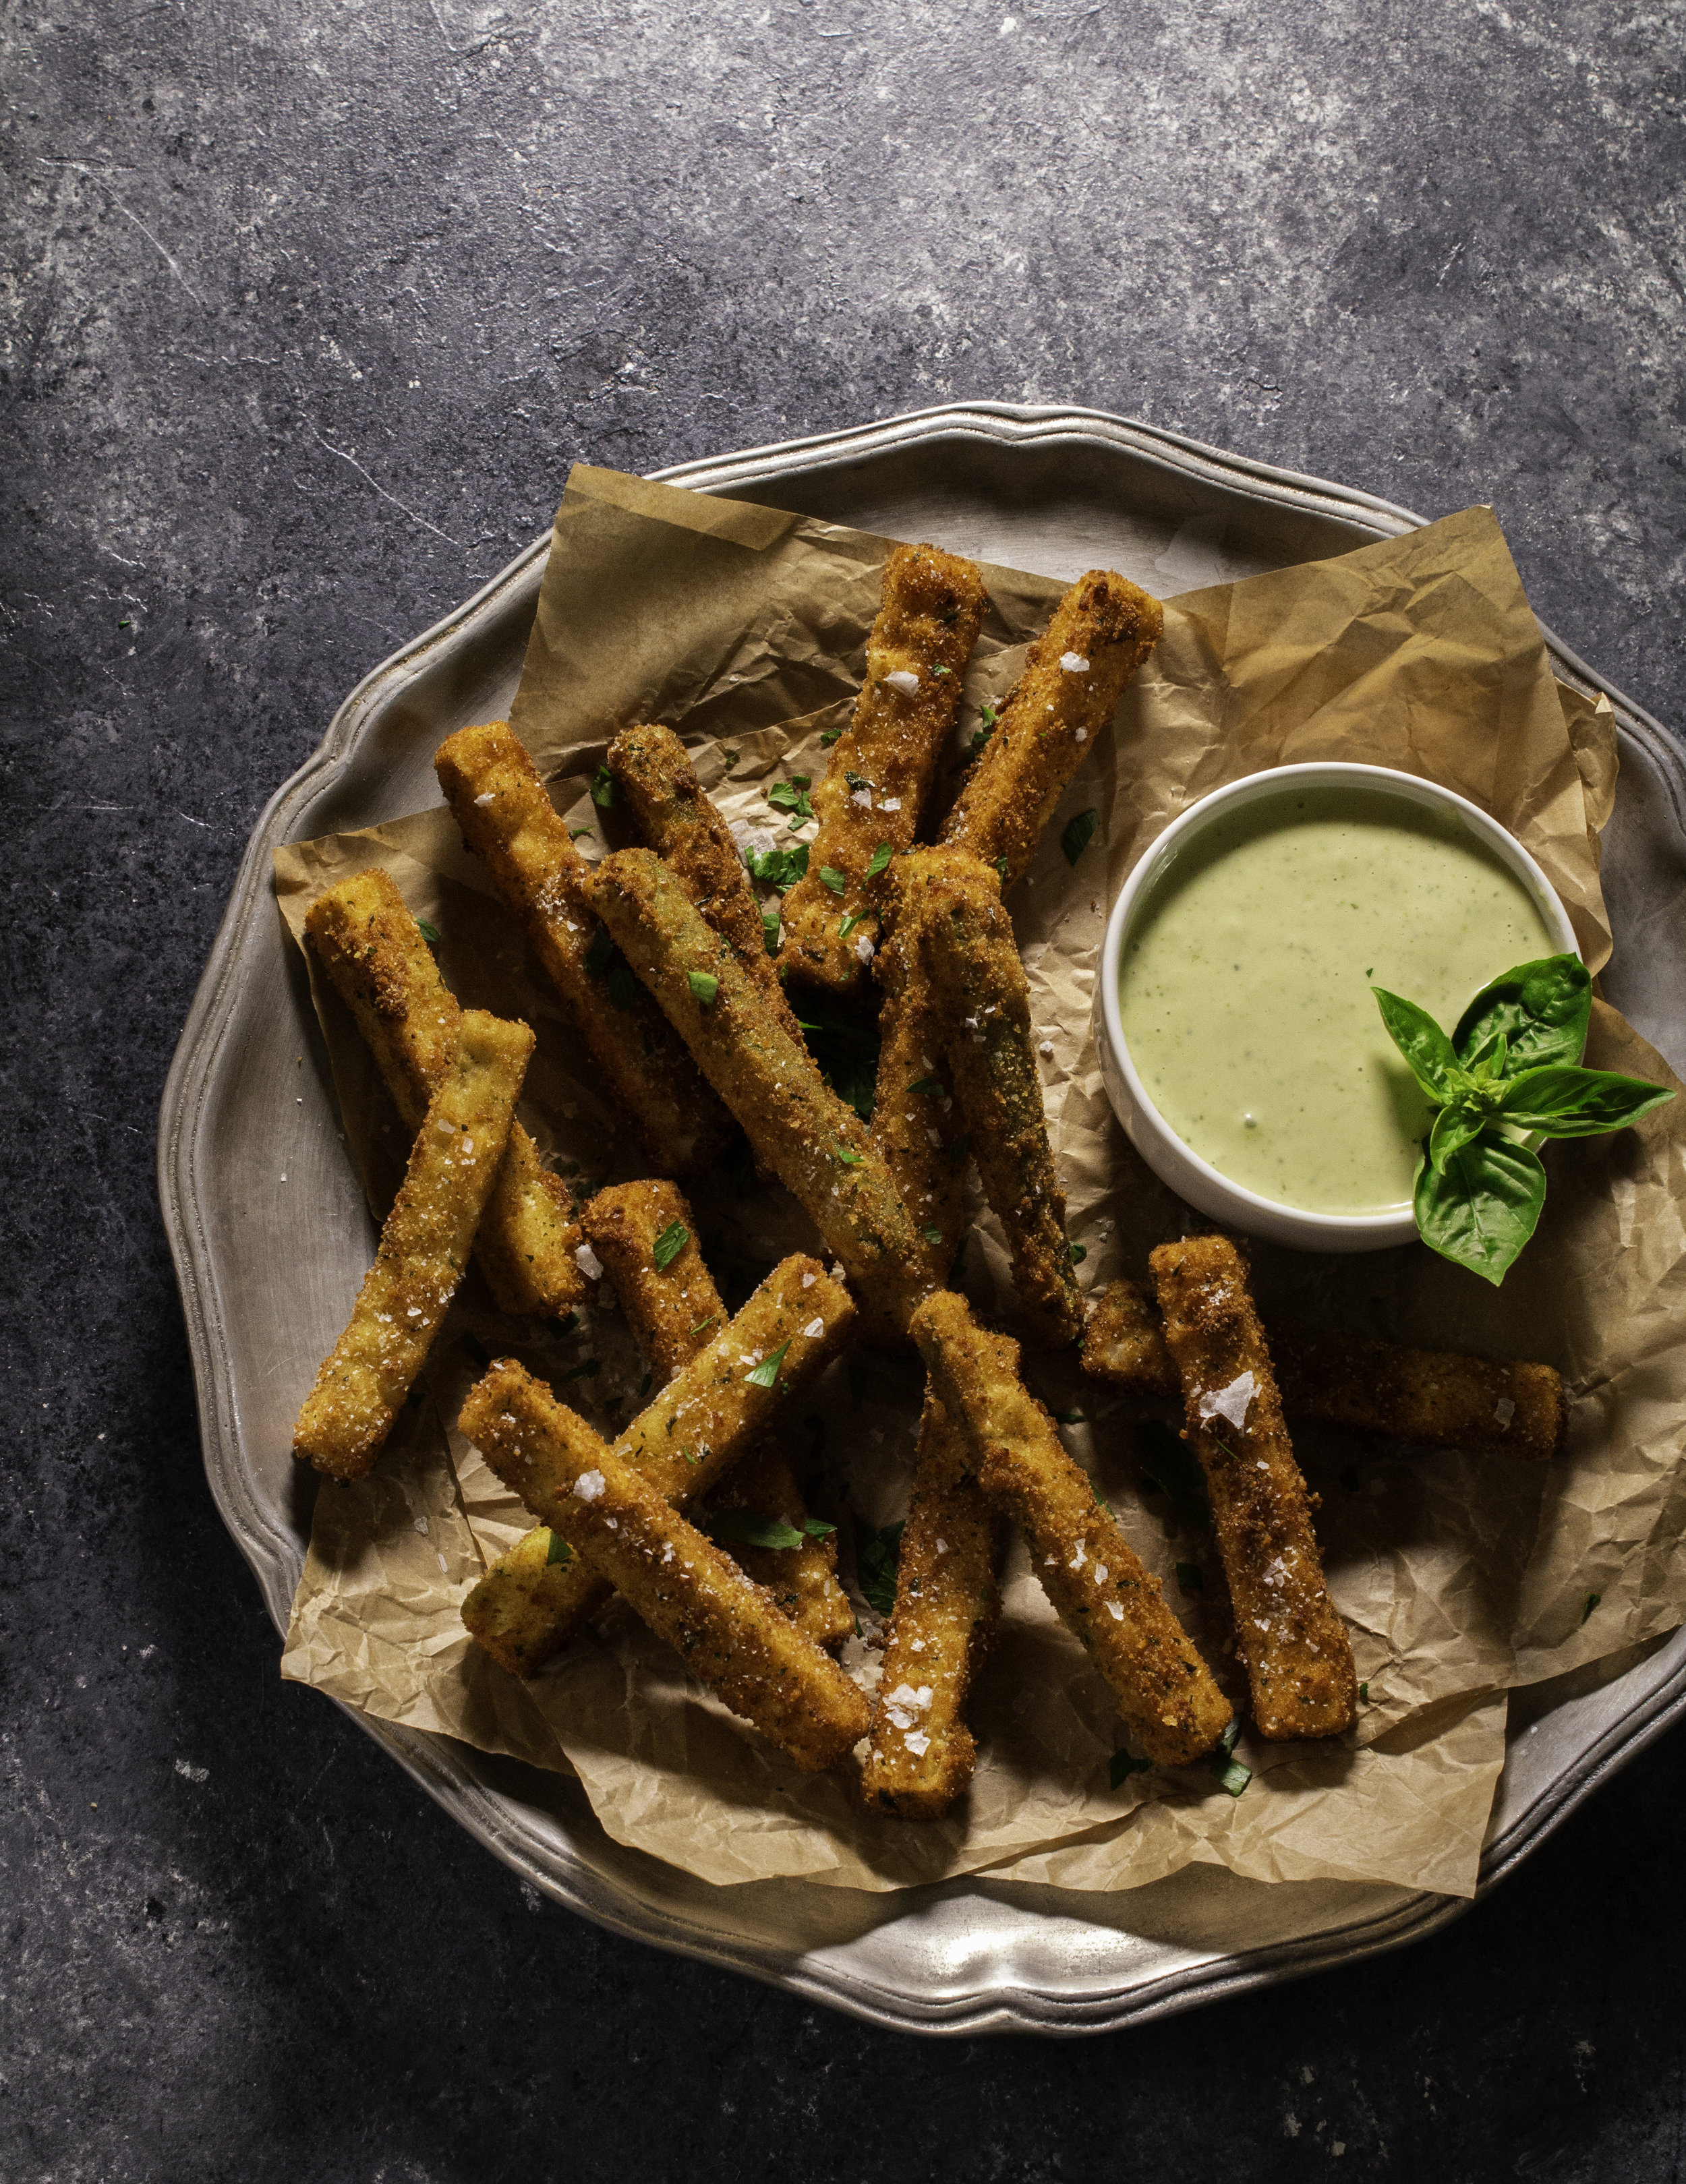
[158, 402, 1686, 2035]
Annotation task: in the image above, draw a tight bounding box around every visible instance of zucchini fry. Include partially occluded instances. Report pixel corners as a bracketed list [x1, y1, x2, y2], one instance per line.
[861, 1388, 1004, 1820]
[461, 1255, 854, 1672]
[941, 568, 1162, 888]
[580, 1181, 851, 1645]
[911, 1291, 1231, 1766]
[588, 848, 934, 1344]
[461, 1361, 869, 1771]
[606, 722, 806, 1044]
[916, 847, 1082, 1347]
[434, 721, 731, 1177]
[869, 862, 966, 1286]
[780, 543, 987, 995]
[295, 1009, 533, 1480]
[1150, 1237, 1358, 1741]
[304, 868, 585, 1316]
[1082, 1276, 1567, 1462]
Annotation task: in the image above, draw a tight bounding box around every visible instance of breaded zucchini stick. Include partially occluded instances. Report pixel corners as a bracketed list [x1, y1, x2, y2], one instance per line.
[588, 848, 934, 1344]
[869, 862, 966, 1287]
[780, 543, 987, 995]
[461, 1256, 854, 1672]
[606, 723, 805, 1044]
[461, 1361, 869, 1771]
[434, 721, 730, 1177]
[295, 1009, 533, 1480]
[304, 868, 585, 1317]
[861, 1389, 1004, 1819]
[915, 847, 1082, 1347]
[911, 1291, 1231, 1766]
[941, 568, 1163, 887]
[1082, 1277, 1567, 1460]
[1150, 1237, 1358, 1742]
[580, 1182, 851, 1646]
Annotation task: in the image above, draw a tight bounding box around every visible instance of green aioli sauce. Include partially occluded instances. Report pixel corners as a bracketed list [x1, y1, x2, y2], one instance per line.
[1117, 786, 1556, 1214]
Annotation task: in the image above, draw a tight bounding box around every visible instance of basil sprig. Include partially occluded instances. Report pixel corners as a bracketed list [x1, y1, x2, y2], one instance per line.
[1373, 954, 1673, 1286]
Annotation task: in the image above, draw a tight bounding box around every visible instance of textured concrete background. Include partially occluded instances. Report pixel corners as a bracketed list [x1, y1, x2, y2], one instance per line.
[5, 1, 1685, 2177]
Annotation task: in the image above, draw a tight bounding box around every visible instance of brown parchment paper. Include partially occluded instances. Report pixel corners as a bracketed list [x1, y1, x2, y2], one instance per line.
[277, 467, 1686, 1902]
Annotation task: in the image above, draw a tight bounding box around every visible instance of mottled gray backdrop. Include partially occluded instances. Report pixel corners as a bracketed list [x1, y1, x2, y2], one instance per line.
[4, 2, 1684, 2179]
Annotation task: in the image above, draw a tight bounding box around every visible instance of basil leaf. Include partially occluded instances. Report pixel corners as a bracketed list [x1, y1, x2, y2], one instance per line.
[761, 908, 780, 955]
[1464, 1029, 1508, 1080]
[687, 971, 719, 1006]
[590, 763, 616, 809]
[1062, 808, 1099, 866]
[743, 1339, 790, 1388]
[1453, 954, 1590, 1073]
[801, 1515, 837, 1538]
[820, 865, 847, 897]
[1428, 1103, 1486, 1174]
[854, 1517, 905, 1616]
[865, 842, 894, 881]
[1109, 1750, 1151, 1789]
[1496, 1064, 1676, 1138]
[651, 1220, 689, 1271]
[709, 1509, 805, 1552]
[1372, 987, 1461, 1102]
[545, 1528, 572, 1568]
[1414, 1133, 1546, 1286]
[416, 918, 442, 945]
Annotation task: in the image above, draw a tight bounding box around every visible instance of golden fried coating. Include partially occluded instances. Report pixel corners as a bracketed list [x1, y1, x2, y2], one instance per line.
[461, 1361, 869, 1771]
[606, 722, 806, 1044]
[434, 721, 730, 1177]
[1150, 1237, 1358, 1742]
[461, 1255, 854, 1672]
[911, 1291, 1231, 1767]
[294, 1009, 533, 1480]
[869, 862, 967, 1287]
[304, 868, 585, 1317]
[1082, 1277, 1567, 1461]
[861, 1389, 1004, 1820]
[581, 1181, 851, 1647]
[587, 848, 934, 1345]
[941, 568, 1162, 888]
[912, 847, 1081, 1347]
[780, 543, 988, 995]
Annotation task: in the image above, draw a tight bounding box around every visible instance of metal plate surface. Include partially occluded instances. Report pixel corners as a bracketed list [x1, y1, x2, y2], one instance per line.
[158, 402, 1686, 2035]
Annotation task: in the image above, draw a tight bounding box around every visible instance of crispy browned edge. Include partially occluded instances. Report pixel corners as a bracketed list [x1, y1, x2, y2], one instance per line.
[860, 1387, 1004, 1819]
[941, 568, 1162, 887]
[1082, 1276, 1567, 1460]
[459, 1256, 855, 1672]
[304, 868, 586, 1316]
[293, 1009, 532, 1479]
[780, 543, 988, 995]
[911, 1289, 1231, 1766]
[588, 846, 933, 1345]
[912, 846, 1082, 1347]
[1150, 1237, 1358, 1742]
[606, 722, 807, 1044]
[461, 1359, 869, 1770]
[433, 720, 732, 1177]
[580, 1181, 851, 1645]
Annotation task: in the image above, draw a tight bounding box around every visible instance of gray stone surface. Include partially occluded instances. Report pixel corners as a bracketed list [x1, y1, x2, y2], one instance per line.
[3, 1, 1683, 2177]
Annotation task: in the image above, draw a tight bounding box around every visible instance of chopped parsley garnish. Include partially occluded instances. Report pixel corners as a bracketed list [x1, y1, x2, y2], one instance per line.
[545, 1529, 572, 1568]
[908, 1075, 946, 1097]
[1583, 1590, 1602, 1623]
[761, 908, 780, 954]
[687, 1314, 718, 1340]
[744, 1339, 791, 1389]
[722, 747, 740, 769]
[768, 775, 813, 827]
[688, 971, 720, 1006]
[819, 726, 844, 746]
[416, 918, 442, 945]
[569, 826, 594, 843]
[1175, 1562, 1203, 1595]
[1359, 1682, 1370, 1701]
[1109, 1749, 1151, 1789]
[709, 1509, 806, 1552]
[820, 865, 847, 896]
[560, 1357, 601, 1382]
[1209, 1718, 1251, 1798]
[803, 1514, 837, 1538]
[590, 763, 616, 809]
[844, 770, 870, 793]
[1062, 807, 1099, 866]
[839, 911, 865, 941]
[652, 1220, 689, 1271]
[745, 842, 809, 891]
[1137, 1419, 1211, 1532]
[1068, 1242, 1086, 1264]
[865, 842, 894, 880]
[933, 663, 951, 676]
[994, 855, 1010, 884]
[836, 1146, 864, 1166]
[921, 1225, 944, 1246]
[854, 1517, 905, 1616]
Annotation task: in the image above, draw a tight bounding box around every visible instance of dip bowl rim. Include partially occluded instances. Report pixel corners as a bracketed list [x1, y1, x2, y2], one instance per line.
[1091, 759, 1582, 1254]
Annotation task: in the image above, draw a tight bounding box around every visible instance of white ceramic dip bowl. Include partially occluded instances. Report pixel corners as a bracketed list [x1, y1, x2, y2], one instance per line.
[1092, 761, 1581, 1253]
